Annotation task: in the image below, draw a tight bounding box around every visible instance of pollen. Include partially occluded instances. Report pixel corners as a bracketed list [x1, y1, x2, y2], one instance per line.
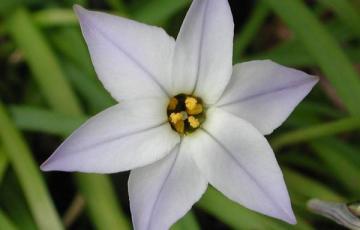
[185, 97, 197, 110]
[188, 116, 200, 128]
[167, 94, 205, 135]
[169, 112, 183, 124]
[167, 97, 178, 110]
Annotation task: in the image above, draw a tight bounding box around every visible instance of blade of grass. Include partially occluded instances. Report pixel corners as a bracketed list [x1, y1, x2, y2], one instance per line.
[171, 212, 200, 230]
[233, 2, 269, 62]
[7, 8, 81, 116]
[9, 105, 86, 136]
[0, 148, 8, 183]
[198, 187, 288, 230]
[283, 168, 343, 203]
[248, 39, 360, 68]
[263, 0, 360, 115]
[198, 187, 314, 230]
[271, 117, 360, 150]
[0, 102, 63, 230]
[32, 9, 77, 28]
[104, 0, 127, 14]
[0, 209, 17, 230]
[318, 0, 360, 37]
[7, 8, 130, 230]
[132, 0, 190, 25]
[0, 172, 38, 230]
[310, 138, 360, 195]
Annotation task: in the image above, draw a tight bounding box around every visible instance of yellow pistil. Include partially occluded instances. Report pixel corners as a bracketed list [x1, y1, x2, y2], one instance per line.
[167, 97, 178, 110]
[185, 97, 203, 115]
[188, 116, 200, 128]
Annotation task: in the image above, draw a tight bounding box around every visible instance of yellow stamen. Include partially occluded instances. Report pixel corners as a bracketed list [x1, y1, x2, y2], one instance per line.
[185, 97, 198, 110]
[167, 97, 178, 110]
[174, 120, 185, 134]
[188, 116, 200, 128]
[169, 112, 183, 124]
[187, 104, 203, 115]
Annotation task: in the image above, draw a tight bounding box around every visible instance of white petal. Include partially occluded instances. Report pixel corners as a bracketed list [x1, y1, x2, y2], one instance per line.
[41, 98, 180, 173]
[187, 108, 296, 224]
[74, 5, 175, 101]
[172, 0, 233, 104]
[217, 60, 318, 135]
[129, 144, 207, 230]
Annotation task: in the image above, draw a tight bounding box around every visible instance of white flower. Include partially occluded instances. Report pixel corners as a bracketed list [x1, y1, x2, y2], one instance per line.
[41, 0, 318, 229]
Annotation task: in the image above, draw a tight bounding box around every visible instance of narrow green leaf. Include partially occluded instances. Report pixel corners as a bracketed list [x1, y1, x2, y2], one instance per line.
[32, 9, 77, 28]
[132, 0, 190, 25]
[0, 148, 8, 183]
[0, 173, 37, 230]
[233, 2, 269, 61]
[7, 8, 130, 230]
[171, 212, 200, 230]
[271, 117, 360, 150]
[310, 138, 360, 195]
[104, 0, 128, 14]
[318, 0, 360, 37]
[283, 168, 343, 202]
[9, 105, 86, 136]
[0, 209, 17, 230]
[0, 102, 63, 230]
[198, 188, 287, 229]
[75, 175, 130, 229]
[7, 8, 81, 116]
[263, 0, 360, 115]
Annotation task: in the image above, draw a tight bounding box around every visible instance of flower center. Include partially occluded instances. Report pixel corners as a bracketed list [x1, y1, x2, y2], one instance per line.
[167, 94, 205, 135]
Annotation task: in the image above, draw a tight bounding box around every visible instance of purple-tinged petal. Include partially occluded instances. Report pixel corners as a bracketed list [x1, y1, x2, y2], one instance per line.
[74, 5, 175, 101]
[186, 108, 296, 224]
[172, 0, 234, 104]
[217, 60, 318, 135]
[129, 144, 207, 230]
[41, 98, 180, 173]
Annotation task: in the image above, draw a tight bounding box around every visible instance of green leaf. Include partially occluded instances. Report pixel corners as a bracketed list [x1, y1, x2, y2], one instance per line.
[171, 211, 200, 230]
[132, 0, 190, 25]
[0, 172, 37, 230]
[0, 102, 63, 230]
[310, 138, 360, 195]
[0, 209, 17, 230]
[318, 0, 360, 37]
[283, 168, 343, 202]
[271, 117, 360, 150]
[198, 188, 292, 230]
[263, 0, 360, 115]
[9, 105, 86, 136]
[0, 148, 8, 183]
[32, 9, 77, 28]
[233, 2, 269, 62]
[7, 8, 82, 116]
[7, 8, 130, 230]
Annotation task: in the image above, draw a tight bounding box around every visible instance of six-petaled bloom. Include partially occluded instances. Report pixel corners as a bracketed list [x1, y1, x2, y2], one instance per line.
[41, 0, 318, 229]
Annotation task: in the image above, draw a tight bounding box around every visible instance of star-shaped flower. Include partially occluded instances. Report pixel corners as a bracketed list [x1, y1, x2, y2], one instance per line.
[41, 0, 318, 229]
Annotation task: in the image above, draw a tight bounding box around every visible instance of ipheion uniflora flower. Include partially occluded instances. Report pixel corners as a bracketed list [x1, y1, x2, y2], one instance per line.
[41, 0, 318, 229]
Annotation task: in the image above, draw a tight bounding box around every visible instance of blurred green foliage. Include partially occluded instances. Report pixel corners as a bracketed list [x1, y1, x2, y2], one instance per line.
[0, 0, 359, 229]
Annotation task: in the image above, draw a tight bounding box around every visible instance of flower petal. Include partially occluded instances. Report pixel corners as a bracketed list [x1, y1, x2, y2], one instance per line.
[172, 0, 233, 104]
[187, 108, 296, 224]
[128, 144, 207, 230]
[41, 98, 180, 173]
[217, 60, 318, 135]
[74, 5, 175, 101]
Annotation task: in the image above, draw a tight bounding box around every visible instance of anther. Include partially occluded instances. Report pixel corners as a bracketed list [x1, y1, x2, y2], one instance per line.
[188, 116, 200, 128]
